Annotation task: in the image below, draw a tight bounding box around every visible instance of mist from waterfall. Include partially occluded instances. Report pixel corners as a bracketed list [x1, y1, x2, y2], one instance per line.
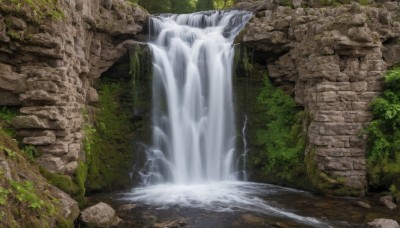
[140, 10, 252, 185]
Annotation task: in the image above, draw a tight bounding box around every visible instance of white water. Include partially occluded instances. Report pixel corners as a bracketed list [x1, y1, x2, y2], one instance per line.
[132, 11, 328, 227]
[140, 10, 252, 184]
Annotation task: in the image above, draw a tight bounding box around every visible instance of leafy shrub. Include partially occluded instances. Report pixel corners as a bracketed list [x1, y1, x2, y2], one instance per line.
[0, 107, 18, 137]
[11, 181, 45, 210]
[366, 67, 400, 195]
[252, 75, 309, 186]
[0, 187, 10, 206]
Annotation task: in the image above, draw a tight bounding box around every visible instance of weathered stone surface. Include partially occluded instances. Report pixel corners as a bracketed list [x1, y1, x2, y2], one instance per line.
[367, 219, 400, 228]
[1, 0, 148, 176]
[49, 185, 80, 220]
[379, 195, 398, 210]
[80, 202, 121, 227]
[238, 1, 400, 195]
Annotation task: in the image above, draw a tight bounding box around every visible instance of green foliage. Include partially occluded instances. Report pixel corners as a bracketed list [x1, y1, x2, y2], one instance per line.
[197, 0, 214, 11]
[11, 181, 45, 210]
[85, 82, 136, 192]
[0, 107, 17, 124]
[1, 145, 16, 158]
[358, 0, 369, 5]
[252, 75, 309, 186]
[366, 67, 400, 195]
[21, 145, 37, 161]
[0, 106, 18, 137]
[0, 187, 10, 205]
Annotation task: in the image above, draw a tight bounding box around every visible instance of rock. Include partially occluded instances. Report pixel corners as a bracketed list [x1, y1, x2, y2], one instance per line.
[353, 201, 371, 209]
[23, 131, 56, 146]
[49, 185, 80, 221]
[292, 0, 302, 8]
[239, 0, 400, 196]
[37, 155, 66, 173]
[80, 202, 121, 227]
[367, 219, 399, 228]
[0, 0, 147, 178]
[86, 87, 99, 103]
[119, 204, 136, 211]
[102, 0, 113, 9]
[379, 195, 398, 210]
[6, 16, 27, 30]
[383, 45, 400, 67]
[155, 219, 187, 228]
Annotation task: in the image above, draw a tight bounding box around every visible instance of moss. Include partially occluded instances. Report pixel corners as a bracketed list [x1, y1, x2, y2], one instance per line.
[85, 46, 152, 193]
[39, 161, 86, 208]
[85, 83, 135, 192]
[304, 147, 364, 196]
[358, 0, 369, 5]
[0, 126, 75, 227]
[39, 168, 78, 196]
[56, 217, 74, 228]
[0, 0, 64, 24]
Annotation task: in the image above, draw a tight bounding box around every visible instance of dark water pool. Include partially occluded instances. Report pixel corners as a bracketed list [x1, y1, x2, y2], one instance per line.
[87, 182, 399, 228]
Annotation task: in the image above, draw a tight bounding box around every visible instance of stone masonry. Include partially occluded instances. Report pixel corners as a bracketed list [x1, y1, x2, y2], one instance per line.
[237, 1, 400, 194]
[0, 0, 147, 175]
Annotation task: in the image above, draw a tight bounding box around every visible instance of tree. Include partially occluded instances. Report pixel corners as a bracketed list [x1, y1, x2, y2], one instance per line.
[196, 0, 214, 11]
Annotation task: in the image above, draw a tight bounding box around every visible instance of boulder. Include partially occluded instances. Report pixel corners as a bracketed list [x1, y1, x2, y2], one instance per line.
[80, 202, 121, 227]
[379, 195, 398, 210]
[367, 219, 399, 228]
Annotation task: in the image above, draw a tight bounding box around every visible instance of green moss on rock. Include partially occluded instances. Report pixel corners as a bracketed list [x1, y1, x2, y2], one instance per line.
[84, 45, 152, 193]
[0, 122, 76, 227]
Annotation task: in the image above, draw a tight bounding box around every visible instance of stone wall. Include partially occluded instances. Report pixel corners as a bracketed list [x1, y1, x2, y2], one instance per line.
[237, 1, 400, 194]
[0, 0, 147, 175]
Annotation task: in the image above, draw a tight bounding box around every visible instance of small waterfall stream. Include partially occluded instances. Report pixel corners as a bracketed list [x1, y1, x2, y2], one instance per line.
[141, 11, 252, 184]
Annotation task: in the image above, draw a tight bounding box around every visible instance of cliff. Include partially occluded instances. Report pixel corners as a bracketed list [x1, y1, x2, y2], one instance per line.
[0, 0, 148, 226]
[0, 0, 147, 175]
[237, 0, 400, 195]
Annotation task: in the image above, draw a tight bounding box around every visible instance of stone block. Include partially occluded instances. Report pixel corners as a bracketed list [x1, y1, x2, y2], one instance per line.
[314, 111, 344, 122]
[351, 82, 367, 92]
[352, 102, 369, 111]
[37, 155, 66, 173]
[23, 131, 56, 146]
[317, 91, 337, 103]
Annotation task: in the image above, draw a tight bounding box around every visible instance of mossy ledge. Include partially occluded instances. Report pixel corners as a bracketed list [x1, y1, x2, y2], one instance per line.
[0, 111, 79, 228]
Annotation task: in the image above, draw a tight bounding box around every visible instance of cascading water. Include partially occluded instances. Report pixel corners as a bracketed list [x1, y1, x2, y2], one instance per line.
[140, 10, 252, 185]
[127, 11, 328, 227]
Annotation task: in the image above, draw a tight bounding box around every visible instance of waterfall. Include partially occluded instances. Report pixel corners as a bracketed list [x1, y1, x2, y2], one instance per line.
[140, 10, 252, 185]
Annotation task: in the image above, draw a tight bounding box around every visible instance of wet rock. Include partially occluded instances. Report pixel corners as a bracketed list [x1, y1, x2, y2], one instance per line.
[119, 203, 136, 211]
[155, 219, 187, 228]
[367, 218, 399, 228]
[241, 214, 265, 224]
[80, 202, 122, 227]
[354, 201, 371, 209]
[379, 195, 398, 210]
[292, 0, 302, 8]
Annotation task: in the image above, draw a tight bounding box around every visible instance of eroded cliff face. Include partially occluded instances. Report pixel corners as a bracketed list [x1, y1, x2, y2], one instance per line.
[238, 1, 400, 194]
[0, 0, 147, 175]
